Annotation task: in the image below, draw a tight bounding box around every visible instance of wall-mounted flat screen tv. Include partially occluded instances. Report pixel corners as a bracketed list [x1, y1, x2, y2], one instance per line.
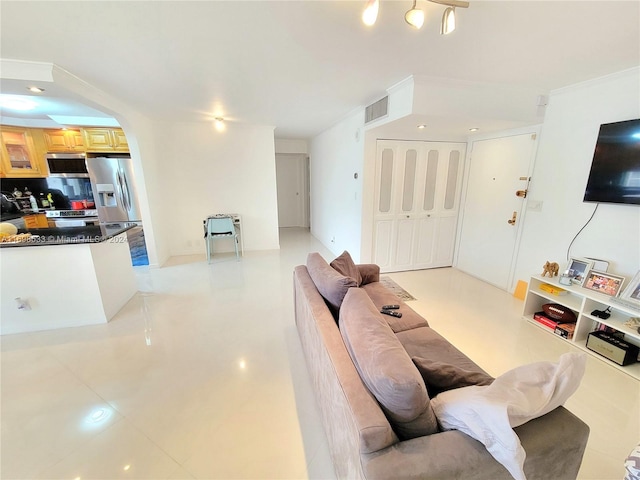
[583, 118, 640, 205]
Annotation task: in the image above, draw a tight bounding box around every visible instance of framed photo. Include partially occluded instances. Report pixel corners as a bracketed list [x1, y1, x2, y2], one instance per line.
[565, 257, 594, 285]
[583, 270, 625, 297]
[619, 270, 640, 308]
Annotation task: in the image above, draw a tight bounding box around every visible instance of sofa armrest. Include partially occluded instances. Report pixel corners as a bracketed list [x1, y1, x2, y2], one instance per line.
[357, 264, 380, 285]
[362, 406, 589, 480]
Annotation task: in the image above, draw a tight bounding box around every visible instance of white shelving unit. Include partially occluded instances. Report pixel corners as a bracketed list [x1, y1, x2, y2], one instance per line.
[523, 274, 640, 380]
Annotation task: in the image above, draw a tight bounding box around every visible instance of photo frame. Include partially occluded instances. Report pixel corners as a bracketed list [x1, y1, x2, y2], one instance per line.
[582, 270, 625, 297]
[565, 257, 594, 285]
[619, 270, 640, 308]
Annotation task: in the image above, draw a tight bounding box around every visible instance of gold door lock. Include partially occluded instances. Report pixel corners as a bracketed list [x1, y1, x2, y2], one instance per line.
[508, 211, 517, 225]
[516, 189, 528, 198]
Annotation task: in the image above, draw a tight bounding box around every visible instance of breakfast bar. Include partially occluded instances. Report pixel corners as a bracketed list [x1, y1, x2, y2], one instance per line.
[0, 224, 137, 335]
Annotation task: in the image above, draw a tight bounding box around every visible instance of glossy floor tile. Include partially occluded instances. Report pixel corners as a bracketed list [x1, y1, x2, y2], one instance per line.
[1, 228, 637, 479]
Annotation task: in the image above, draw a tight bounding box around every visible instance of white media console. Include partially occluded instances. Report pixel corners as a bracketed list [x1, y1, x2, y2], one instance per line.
[523, 274, 640, 380]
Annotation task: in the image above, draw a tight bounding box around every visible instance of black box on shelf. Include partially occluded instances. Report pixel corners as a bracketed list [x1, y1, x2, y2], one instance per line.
[586, 331, 639, 366]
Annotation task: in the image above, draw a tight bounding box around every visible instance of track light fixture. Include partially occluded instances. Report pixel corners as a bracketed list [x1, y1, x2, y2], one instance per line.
[405, 0, 425, 29]
[362, 0, 379, 26]
[440, 6, 456, 34]
[362, 0, 469, 32]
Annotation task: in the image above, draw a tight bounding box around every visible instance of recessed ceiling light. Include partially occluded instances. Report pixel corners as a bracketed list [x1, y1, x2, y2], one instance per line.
[0, 95, 37, 111]
[417, 124, 427, 129]
[214, 117, 225, 132]
[27, 86, 45, 93]
[469, 127, 479, 132]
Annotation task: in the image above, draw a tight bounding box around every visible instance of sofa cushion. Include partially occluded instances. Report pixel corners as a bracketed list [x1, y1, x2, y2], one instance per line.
[361, 282, 429, 332]
[307, 252, 357, 317]
[339, 288, 439, 439]
[396, 326, 488, 372]
[412, 357, 494, 397]
[356, 263, 380, 286]
[330, 250, 363, 286]
[430, 352, 587, 480]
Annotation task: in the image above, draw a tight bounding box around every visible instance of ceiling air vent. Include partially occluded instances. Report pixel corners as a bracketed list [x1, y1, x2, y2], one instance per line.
[365, 96, 389, 124]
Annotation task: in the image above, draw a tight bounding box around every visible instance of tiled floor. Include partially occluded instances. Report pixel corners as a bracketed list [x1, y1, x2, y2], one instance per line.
[1, 227, 638, 479]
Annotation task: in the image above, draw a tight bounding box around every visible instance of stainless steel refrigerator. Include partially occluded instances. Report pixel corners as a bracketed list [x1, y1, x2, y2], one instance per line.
[87, 156, 142, 224]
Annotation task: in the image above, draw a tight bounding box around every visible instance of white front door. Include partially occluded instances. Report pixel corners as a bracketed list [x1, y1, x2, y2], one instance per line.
[456, 133, 538, 290]
[373, 140, 466, 273]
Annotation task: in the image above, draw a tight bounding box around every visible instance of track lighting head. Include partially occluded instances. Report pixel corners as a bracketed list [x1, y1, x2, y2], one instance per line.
[405, 0, 425, 29]
[362, 0, 379, 26]
[440, 6, 456, 34]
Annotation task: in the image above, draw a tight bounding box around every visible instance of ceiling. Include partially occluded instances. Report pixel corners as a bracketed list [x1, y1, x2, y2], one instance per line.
[1, 1, 639, 138]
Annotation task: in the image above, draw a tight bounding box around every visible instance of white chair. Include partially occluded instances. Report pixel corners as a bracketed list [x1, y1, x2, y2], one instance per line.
[204, 216, 239, 263]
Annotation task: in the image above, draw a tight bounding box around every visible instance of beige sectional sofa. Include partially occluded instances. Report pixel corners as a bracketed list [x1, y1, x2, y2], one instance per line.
[294, 252, 590, 480]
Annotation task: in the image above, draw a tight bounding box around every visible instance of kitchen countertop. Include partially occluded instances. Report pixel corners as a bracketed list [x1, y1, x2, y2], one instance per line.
[0, 224, 135, 248]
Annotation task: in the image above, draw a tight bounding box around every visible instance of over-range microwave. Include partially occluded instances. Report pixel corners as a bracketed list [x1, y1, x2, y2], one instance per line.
[46, 153, 89, 177]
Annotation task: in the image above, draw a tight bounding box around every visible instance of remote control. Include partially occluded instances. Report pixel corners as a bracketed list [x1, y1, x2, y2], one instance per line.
[381, 309, 402, 318]
[382, 304, 400, 310]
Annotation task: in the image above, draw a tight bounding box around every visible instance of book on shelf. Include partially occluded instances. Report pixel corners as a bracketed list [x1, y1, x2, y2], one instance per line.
[533, 311, 563, 330]
[539, 283, 568, 296]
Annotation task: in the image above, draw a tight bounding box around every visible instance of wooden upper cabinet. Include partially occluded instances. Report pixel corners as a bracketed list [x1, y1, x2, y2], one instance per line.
[43, 129, 85, 152]
[0, 126, 45, 178]
[82, 128, 129, 152]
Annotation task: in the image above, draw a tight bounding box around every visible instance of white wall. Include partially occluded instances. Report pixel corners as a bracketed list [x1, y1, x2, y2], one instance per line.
[515, 68, 640, 286]
[275, 138, 308, 155]
[309, 110, 364, 260]
[155, 121, 280, 256]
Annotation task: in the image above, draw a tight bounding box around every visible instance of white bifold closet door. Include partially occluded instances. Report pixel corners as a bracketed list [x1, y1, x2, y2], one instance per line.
[373, 140, 466, 273]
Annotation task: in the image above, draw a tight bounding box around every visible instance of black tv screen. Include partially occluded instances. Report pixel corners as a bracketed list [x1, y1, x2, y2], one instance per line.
[583, 118, 640, 205]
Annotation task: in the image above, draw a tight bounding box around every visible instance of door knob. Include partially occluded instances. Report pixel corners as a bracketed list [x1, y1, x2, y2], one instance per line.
[516, 189, 527, 198]
[508, 211, 517, 225]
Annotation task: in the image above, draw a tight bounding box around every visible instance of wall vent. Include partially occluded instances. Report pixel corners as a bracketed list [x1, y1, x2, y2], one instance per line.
[365, 96, 389, 124]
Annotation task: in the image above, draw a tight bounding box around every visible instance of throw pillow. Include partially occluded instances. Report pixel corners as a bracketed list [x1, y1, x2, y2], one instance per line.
[430, 352, 586, 480]
[330, 250, 362, 286]
[412, 357, 493, 396]
[307, 252, 357, 316]
[339, 288, 439, 439]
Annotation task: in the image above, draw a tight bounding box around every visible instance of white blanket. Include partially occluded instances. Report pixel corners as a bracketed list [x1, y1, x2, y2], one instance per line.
[430, 352, 586, 480]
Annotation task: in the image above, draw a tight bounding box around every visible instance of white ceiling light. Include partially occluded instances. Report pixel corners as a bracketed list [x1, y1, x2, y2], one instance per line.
[440, 6, 456, 34]
[0, 95, 37, 111]
[405, 0, 425, 29]
[27, 86, 45, 93]
[214, 117, 225, 132]
[362, 0, 379, 26]
[364, 0, 469, 33]
[417, 124, 427, 129]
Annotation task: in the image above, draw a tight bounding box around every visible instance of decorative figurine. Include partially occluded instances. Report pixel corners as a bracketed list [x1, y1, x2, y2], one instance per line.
[542, 261, 560, 277]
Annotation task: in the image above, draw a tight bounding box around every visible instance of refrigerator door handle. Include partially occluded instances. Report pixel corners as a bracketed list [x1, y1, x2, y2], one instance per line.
[121, 171, 132, 212]
[116, 170, 126, 210]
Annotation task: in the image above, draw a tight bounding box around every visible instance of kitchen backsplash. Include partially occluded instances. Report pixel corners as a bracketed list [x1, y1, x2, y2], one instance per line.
[2, 177, 94, 206]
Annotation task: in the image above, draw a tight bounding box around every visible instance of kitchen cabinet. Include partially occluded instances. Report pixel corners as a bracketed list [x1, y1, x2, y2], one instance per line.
[43, 129, 85, 152]
[82, 128, 129, 152]
[0, 126, 46, 178]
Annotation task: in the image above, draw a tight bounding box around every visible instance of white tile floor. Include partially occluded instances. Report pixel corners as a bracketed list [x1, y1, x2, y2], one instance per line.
[1, 227, 638, 479]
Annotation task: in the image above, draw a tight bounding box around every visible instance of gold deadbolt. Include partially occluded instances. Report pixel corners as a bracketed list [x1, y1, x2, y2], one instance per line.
[516, 189, 528, 198]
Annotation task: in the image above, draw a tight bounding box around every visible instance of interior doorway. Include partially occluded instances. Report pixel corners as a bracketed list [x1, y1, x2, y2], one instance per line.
[275, 154, 309, 228]
[456, 131, 538, 291]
